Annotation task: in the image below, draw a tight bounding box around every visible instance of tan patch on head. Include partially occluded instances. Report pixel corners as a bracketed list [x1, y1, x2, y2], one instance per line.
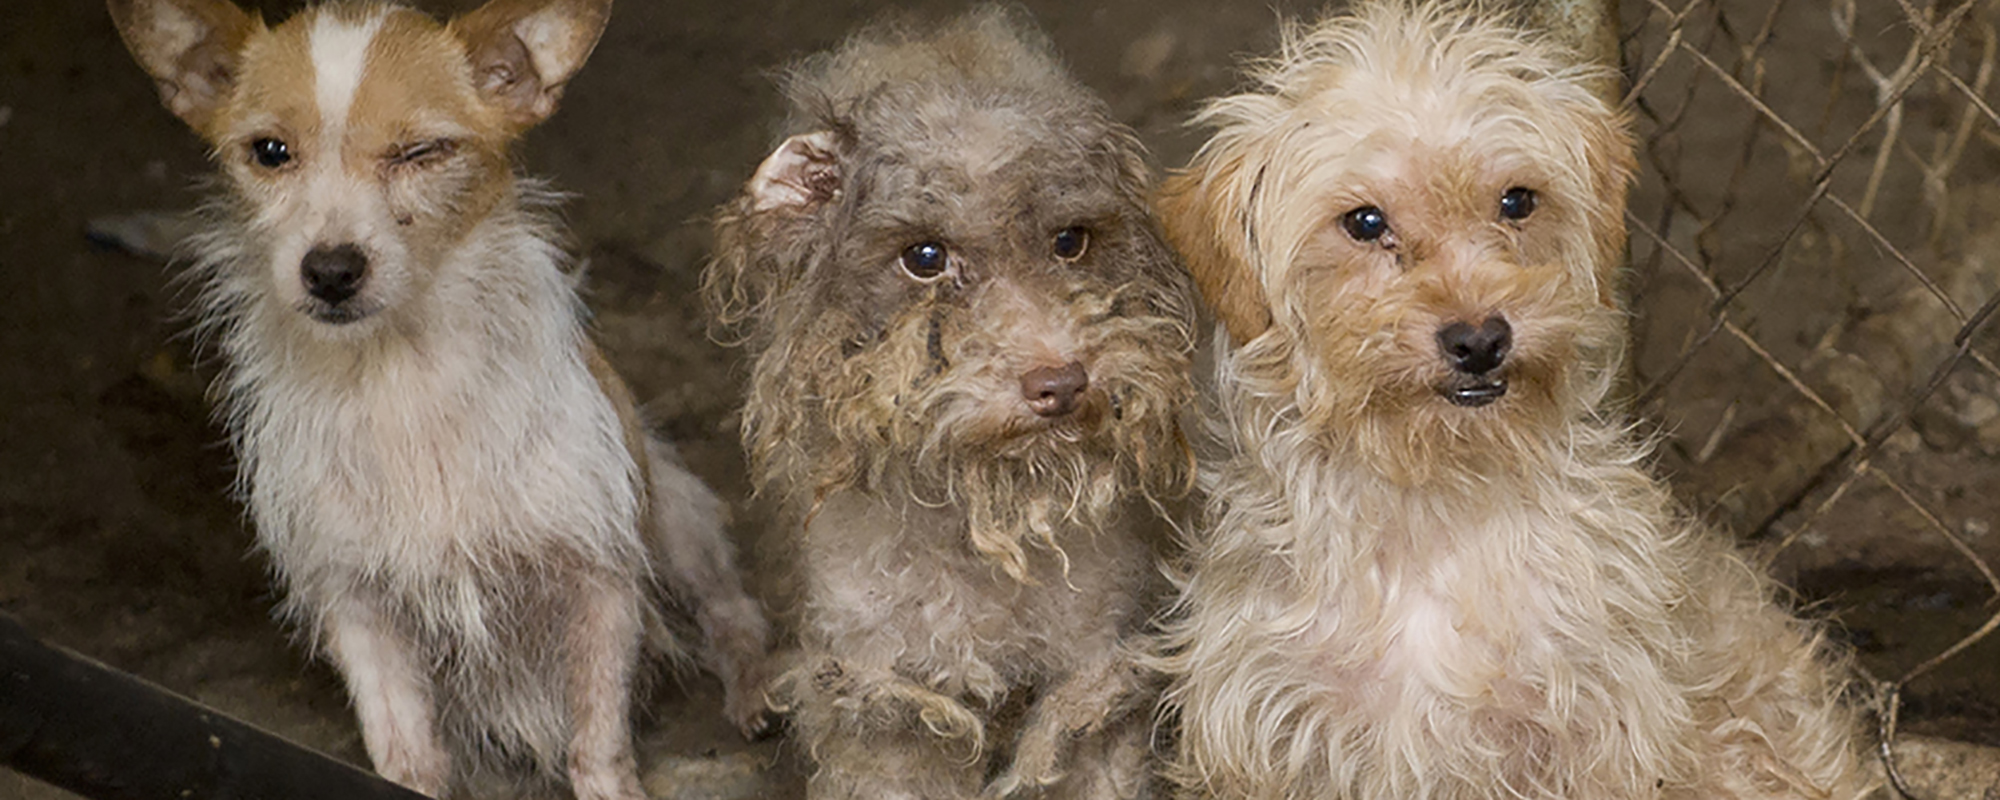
[346, 10, 511, 172]
[207, 13, 318, 147]
[349, 12, 504, 141]
[204, 5, 522, 172]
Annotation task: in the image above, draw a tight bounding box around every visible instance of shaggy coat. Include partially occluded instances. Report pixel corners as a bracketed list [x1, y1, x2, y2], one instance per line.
[707, 8, 1194, 799]
[1155, 4, 1867, 799]
[108, 2, 770, 798]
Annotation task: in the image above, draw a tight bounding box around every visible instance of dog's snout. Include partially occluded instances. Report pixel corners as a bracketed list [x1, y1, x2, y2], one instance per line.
[1021, 361, 1089, 418]
[301, 244, 368, 306]
[1438, 316, 1512, 375]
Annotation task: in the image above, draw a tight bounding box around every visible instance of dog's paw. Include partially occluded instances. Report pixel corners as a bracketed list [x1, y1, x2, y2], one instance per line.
[728, 694, 779, 741]
[851, 675, 985, 747]
[719, 659, 777, 741]
[983, 721, 1065, 797]
[776, 655, 988, 748]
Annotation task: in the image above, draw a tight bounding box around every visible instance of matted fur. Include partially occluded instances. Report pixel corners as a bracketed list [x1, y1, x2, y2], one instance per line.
[707, 7, 1193, 799]
[1155, 3, 1868, 799]
[110, 2, 771, 798]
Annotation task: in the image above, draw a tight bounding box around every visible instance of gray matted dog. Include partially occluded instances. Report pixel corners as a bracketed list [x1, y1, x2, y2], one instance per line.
[707, 7, 1196, 799]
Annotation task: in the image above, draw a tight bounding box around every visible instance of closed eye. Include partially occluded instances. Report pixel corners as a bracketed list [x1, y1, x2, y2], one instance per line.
[387, 138, 456, 168]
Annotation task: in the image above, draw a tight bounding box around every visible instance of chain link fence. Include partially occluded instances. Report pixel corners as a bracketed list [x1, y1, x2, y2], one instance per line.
[1619, 0, 2000, 786]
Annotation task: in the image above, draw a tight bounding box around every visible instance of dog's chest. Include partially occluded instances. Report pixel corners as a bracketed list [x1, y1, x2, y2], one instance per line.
[1323, 541, 1554, 705]
[803, 493, 1147, 695]
[241, 336, 639, 582]
[1290, 503, 1686, 779]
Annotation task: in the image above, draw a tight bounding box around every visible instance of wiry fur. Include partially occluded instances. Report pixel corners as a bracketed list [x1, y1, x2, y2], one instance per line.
[110, 2, 771, 798]
[1154, 4, 1868, 799]
[706, 7, 1194, 799]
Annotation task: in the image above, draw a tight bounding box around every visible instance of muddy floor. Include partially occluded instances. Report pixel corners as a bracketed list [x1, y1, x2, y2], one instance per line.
[2, 0, 1997, 798]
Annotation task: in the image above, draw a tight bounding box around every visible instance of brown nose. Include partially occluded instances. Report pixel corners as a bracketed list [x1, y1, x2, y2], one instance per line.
[1020, 361, 1089, 418]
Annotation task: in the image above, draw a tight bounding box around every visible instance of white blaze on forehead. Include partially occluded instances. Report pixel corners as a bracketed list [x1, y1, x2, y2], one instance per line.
[309, 10, 389, 135]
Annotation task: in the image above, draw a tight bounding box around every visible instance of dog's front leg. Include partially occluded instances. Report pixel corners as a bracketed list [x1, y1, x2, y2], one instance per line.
[770, 654, 987, 747]
[564, 575, 647, 800]
[323, 595, 450, 797]
[773, 654, 987, 800]
[986, 656, 1149, 798]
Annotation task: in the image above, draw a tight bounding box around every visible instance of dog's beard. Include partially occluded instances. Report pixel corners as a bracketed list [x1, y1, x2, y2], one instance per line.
[1259, 289, 1624, 486]
[745, 285, 1191, 582]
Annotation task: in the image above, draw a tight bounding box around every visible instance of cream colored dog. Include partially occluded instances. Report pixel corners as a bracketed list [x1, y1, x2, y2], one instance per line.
[1155, 3, 1868, 798]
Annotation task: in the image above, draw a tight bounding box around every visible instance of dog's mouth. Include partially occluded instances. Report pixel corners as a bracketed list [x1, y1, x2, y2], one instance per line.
[299, 300, 379, 326]
[1440, 375, 1508, 408]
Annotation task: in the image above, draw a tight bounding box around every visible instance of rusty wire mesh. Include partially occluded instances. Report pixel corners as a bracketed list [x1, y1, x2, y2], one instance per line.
[1619, 0, 2000, 787]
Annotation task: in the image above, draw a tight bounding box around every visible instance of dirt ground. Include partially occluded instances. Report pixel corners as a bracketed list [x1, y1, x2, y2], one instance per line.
[2, 0, 1997, 798]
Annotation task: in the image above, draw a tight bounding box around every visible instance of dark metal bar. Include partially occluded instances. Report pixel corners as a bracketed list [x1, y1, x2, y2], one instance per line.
[0, 612, 427, 800]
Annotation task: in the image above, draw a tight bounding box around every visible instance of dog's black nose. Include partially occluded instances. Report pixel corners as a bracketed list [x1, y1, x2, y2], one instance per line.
[301, 244, 368, 305]
[1437, 316, 1512, 375]
[1021, 361, 1089, 418]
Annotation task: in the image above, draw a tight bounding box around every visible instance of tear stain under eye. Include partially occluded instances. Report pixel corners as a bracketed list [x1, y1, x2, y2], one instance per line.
[923, 308, 947, 378]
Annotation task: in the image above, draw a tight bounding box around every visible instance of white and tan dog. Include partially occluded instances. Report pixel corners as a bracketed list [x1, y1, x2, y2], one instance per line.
[1156, 3, 1867, 798]
[108, 1, 770, 797]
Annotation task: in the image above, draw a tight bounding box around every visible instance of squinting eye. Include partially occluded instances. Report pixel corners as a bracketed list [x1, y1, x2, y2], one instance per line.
[251, 137, 291, 168]
[389, 138, 456, 168]
[1341, 205, 1388, 242]
[1052, 226, 1090, 262]
[1500, 187, 1537, 221]
[900, 241, 950, 279]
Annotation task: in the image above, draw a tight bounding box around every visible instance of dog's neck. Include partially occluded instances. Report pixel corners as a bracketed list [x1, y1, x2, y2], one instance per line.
[799, 476, 1136, 583]
[1213, 347, 1671, 558]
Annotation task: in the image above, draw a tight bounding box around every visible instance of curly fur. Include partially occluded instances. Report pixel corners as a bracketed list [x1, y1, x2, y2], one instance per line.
[706, 7, 1193, 798]
[1154, 3, 1869, 799]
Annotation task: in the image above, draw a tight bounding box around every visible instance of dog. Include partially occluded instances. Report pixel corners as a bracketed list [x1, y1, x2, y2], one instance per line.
[705, 7, 1196, 799]
[108, 1, 771, 797]
[1153, 3, 1868, 798]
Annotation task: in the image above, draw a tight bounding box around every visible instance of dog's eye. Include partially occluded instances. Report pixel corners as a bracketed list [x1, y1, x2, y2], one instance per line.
[389, 138, 457, 168]
[1052, 227, 1090, 262]
[1341, 206, 1389, 242]
[1499, 187, 1537, 221]
[251, 138, 291, 169]
[899, 241, 950, 280]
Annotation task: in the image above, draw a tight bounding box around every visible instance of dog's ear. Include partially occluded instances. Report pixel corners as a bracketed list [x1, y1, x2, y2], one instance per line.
[453, 0, 613, 128]
[1577, 106, 1637, 309]
[747, 131, 843, 214]
[1157, 150, 1272, 344]
[107, 0, 258, 133]
[704, 130, 843, 332]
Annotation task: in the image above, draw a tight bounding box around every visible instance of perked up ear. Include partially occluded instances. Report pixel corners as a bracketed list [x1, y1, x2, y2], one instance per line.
[107, 0, 258, 133]
[453, 0, 614, 128]
[1156, 149, 1272, 345]
[748, 131, 842, 213]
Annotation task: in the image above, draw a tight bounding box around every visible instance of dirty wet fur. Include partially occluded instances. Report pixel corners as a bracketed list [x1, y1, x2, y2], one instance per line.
[1153, 3, 1870, 799]
[107, 1, 772, 798]
[707, 7, 1194, 799]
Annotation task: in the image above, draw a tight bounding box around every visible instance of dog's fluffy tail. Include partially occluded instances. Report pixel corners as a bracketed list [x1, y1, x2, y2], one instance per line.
[640, 437, 775, 738]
